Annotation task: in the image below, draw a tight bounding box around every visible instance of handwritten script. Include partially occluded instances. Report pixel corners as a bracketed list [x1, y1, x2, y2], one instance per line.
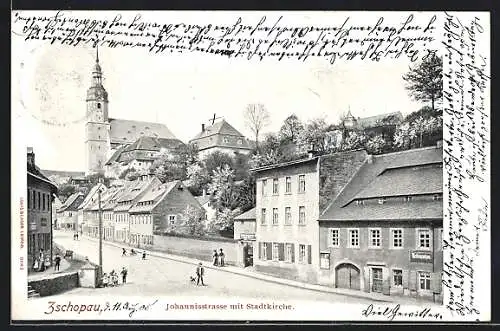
[442, 12, 490, 319]
[13, 11, 438, 64]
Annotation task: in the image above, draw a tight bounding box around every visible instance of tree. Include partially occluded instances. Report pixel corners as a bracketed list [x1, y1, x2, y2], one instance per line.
[203, 151, 234, 176]
[365, 135, 387, 154]
[185, 162, 210, 195]
[150, 149, 188, 183]
[296, 117, 331, 154]
[207, 207, 238, 234]
[180, 205, 206, 236]
[402, 55, 443, 111]
[207, 164, 239, 211]
[244, 103, 270, 150]
[58, 183, 76, 202]
[341, 130, 367, 151]
[394, 122, 417, 150]
[278, 114, 304, 143]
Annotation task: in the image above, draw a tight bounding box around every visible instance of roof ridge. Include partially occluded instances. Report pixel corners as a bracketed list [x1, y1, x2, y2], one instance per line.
[374, 146, 441, 159]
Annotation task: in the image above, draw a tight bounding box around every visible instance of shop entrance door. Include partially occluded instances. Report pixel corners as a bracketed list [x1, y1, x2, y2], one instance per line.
[371, 267, 383, 293]
[243, 243, 253, 267]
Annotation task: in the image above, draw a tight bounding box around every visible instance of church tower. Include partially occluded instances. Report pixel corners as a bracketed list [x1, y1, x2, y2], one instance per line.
[85, 47, 110, 175]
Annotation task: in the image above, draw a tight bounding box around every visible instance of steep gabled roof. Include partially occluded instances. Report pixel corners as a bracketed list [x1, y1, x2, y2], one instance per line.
[191, 119, 245, 141]
[59, 192, 85, 212]
[128, 180, 180, 213]
[319, 146, 443, 222]
[78, 183, 107, 210]
[195, 195, 211, 206]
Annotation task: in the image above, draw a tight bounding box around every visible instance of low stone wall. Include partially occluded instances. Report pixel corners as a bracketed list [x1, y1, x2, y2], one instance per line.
[29, 272, 79, 297]
[153, 234, 238, 266]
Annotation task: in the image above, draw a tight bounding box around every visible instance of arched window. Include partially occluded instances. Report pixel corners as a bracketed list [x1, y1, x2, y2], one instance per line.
[97, 103, 101, 109]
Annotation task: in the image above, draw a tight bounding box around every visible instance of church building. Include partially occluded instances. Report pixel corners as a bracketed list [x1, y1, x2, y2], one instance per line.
[84, 48, 178, 175]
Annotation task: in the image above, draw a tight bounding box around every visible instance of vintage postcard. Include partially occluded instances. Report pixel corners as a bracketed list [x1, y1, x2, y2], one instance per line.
[11, 10, 490, 322]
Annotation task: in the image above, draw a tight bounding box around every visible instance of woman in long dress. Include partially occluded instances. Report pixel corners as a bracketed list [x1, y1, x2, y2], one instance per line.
[212, 250, 219, 266]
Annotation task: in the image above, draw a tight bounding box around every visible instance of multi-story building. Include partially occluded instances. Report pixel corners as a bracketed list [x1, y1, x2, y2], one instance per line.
[27, 147, 58, 270]
[86, 185, 124, 241]
[113, 174, 161, 244]
[252, 150, 368, 283]
[51, 195, 63, 229]
[56, 192, 85, 231]
[189, 119, 253, 159]
[317, 145, 443, 302]
[128, 179, 204, 248]
[79, 183, 107, 236]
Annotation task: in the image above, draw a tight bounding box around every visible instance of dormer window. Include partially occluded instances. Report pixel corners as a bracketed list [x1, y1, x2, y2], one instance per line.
[237, 139, 243, 145]
[404, 196, 412, 203]
[355, 200, 365, 206]
[378, 198, 386, 205]
[223, 137, 229, 143]
[145, 126, 150, 130]
[433, 194, 442, 201]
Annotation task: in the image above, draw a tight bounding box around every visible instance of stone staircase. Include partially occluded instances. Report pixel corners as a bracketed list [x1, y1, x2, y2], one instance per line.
[27, 285, 40, 299]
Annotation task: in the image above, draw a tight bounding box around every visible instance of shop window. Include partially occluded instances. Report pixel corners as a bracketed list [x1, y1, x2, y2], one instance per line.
[419, 272, 431, 290]
[320, 252, 330, 269]
[329, 228, 339, 247]
[393, 269, 403, 287]
[285, 243, 293, 262]
[298, 244, 306, 263]
[261, 243, 268, 260]
[348, 229, 360, 248]
[272, 243, 279, 261]
[391, 229, 404, 248]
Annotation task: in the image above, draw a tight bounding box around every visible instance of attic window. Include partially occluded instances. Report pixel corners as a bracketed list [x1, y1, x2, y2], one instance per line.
[178, 186, 183, 191]
[433, 194, 442, 201]
[97, 103, 101, 109]
[378, 198, 386, 205]
[404, 196, 412, 203]
[355, 200, 364, 206]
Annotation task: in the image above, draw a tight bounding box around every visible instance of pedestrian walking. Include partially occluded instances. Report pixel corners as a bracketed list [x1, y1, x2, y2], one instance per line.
[122, 248, 127, 256]
[212, 249, 219, 266]
[121, 267, 128, 284]
[76, 232, 79, 240]
[196, 262, 205, 286]
[38, 249, 45, 271]
[218, 248, 225, 267]
[54, 254, 61, 271]
[101, 273, 109, 287]
[142, 251, 147, 260]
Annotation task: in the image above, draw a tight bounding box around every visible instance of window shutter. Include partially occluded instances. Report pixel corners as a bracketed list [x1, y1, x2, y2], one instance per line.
[363, 267, 371, 292]
[266, 242, 272, 260]
[432, 272, 442, 294]
[258, 242, 261, 260]
[307, 245, 312, 264]
[278, 243, 285, 261]
[409, 270, 417, 291]
[402, 269, 410, 289]
[291, 244, 295, 263]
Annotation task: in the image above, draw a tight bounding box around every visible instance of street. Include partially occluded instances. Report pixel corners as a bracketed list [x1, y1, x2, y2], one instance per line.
[53, 231, 372, 303]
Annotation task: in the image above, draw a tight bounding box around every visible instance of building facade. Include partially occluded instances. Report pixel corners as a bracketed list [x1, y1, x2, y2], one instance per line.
[27, 148, 58, 271]
[79, 183, 107, 236]
[252, 150, 367, 283]
[234, 207, 256, 268]
[318, 145, 443, 302]
[57, 192, 85, 231]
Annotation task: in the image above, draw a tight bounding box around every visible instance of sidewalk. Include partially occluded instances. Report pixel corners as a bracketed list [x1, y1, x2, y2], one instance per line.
[71, 234, 438, 305]
[28, 258, 72, 281]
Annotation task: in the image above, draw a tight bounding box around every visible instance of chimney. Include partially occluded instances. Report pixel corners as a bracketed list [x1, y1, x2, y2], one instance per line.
[202, 188, 206, 197]
[366, 154, 373, 164]
[27, 147, 35, 167]
[201, 123, 205, 132]
[436, 140, 443, 148]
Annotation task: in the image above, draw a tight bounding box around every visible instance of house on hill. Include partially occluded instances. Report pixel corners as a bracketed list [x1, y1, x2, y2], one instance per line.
[189, 119, 253, 159]
[318, 144, 443, 302]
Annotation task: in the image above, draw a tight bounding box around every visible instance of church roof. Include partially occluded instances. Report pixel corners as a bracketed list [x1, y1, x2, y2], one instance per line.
[124, 136, 185, 152]
[109, 118, 176, 145]
[355, 111, 403, 129]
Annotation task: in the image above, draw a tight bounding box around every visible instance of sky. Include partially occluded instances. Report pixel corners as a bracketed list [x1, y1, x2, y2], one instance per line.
[12, 12, 428, 172]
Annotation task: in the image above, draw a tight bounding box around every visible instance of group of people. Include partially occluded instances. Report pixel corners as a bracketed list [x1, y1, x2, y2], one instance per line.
[122, 248, 147, 260]
[73, 232, 79, 240]
[101, 267, 128, 287]
[32, 248, 51, 272]
[212, 248, 225, 267]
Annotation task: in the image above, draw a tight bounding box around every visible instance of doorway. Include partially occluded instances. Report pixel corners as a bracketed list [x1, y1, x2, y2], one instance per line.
[335, 263, 360, 290]
[243, 243, 254, 267]
[371, 267, 383, 293]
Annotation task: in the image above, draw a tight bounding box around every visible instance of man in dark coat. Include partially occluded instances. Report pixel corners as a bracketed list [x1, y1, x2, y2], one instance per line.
[196, 262, 205, 286]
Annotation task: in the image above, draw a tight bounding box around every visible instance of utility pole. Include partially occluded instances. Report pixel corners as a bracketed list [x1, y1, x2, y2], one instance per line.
[98, 179, 103, 281]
